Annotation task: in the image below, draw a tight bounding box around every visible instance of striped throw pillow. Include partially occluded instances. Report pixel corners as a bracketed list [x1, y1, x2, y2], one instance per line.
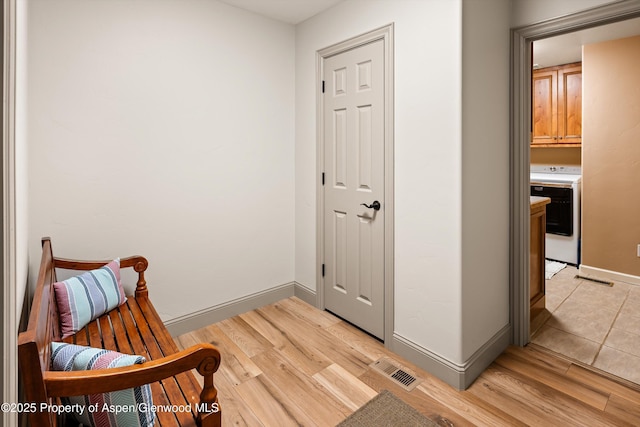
[54, 259, 127, 338]
[50, 342, 155, 427]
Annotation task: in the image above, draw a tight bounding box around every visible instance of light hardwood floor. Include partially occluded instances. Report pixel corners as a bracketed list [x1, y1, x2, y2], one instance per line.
[176, 297, 640, 426]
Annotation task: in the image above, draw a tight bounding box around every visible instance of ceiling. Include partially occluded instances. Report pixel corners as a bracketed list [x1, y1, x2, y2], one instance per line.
[218, 0, 345, 24]
[218, 0, 638, 65]
[534, 16, 640, 68]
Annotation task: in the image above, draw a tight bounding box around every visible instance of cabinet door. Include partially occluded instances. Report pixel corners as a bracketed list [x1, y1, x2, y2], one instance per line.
[532, 69, 557, 144]
[557, 64, 582, 143]
[530, 206, 546, 321]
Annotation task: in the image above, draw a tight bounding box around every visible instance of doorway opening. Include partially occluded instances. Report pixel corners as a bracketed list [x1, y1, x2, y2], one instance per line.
[510, 0, 640, 377]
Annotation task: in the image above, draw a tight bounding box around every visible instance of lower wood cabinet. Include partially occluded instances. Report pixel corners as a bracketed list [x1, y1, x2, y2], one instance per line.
[530, 197, 550, 322]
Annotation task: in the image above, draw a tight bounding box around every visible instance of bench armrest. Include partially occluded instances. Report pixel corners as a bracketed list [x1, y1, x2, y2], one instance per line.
[53, 255, 150, 297]
[43, 343, 220, 397]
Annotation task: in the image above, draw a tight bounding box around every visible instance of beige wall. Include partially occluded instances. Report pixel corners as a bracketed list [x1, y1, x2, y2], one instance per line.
[582, 35, 640, 277]
[530, 147, 581, 166]
[511, 0, 619, 27]
[27, 0, 296, 321]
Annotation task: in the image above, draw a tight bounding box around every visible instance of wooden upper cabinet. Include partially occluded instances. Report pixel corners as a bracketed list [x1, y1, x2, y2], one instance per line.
[532, 62, 582, 147]
[532, 69, 557, 145]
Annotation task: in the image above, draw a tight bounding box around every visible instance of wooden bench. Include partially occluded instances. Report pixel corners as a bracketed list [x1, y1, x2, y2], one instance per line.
[18, 237, 222, 427]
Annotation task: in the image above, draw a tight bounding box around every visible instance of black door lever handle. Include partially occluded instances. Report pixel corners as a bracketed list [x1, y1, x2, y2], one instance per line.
[361, 201, 381, 211]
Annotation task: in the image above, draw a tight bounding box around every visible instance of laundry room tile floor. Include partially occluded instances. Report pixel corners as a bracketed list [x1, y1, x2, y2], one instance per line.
[531, 265, 640, 385]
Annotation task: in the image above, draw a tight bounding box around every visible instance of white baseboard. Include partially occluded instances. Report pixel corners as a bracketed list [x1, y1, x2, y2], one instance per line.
[165, 282, 317, 337]
[390, 324, 511, 390]
[579, 264, 640, 286]
[293, 283, 317, 306]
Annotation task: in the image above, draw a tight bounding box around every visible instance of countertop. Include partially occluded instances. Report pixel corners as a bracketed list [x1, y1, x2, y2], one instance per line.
[530, 196, 551, 212]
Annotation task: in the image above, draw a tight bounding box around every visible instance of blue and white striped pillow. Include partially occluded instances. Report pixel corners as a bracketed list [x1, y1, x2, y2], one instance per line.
[53, 259, 127, 338]
[50, 342, 155, 427]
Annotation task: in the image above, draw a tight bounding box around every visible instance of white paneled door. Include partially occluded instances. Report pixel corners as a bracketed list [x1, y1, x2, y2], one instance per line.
[323, 39, 385, 340]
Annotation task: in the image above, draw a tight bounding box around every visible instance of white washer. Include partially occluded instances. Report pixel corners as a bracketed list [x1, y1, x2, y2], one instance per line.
[530, 165, 581, 265]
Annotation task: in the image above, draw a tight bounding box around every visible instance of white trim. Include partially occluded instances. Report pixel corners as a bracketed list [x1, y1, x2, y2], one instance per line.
[579, 264, 640, 286]
[510, 0, 640, 346]
[510, 25, 532, 346]
[391, 325, 511, 390]
[316, 23, 394, 344]
[293, 282, 317, 307]
[2, 0, 18, 424]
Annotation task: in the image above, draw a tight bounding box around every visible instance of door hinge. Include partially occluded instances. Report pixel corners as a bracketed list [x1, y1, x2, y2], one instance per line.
[322, 80, 325, 93]
[322, 264, 325, 277]
[322, 172, 325, 186]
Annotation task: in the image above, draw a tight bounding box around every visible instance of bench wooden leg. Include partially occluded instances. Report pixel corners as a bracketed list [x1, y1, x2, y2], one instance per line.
[198, 405, 221, 427]
[197, 356, 221, 427]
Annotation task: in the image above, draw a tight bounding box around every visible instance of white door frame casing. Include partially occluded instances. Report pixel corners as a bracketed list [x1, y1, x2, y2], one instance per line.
[316, 24, 394, 344]
[2, 0, 19, 425]
[510, 0, 640, 346]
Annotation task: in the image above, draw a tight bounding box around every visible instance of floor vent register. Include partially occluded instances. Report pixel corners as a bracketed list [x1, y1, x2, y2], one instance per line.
[371, 357, 422, 391]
